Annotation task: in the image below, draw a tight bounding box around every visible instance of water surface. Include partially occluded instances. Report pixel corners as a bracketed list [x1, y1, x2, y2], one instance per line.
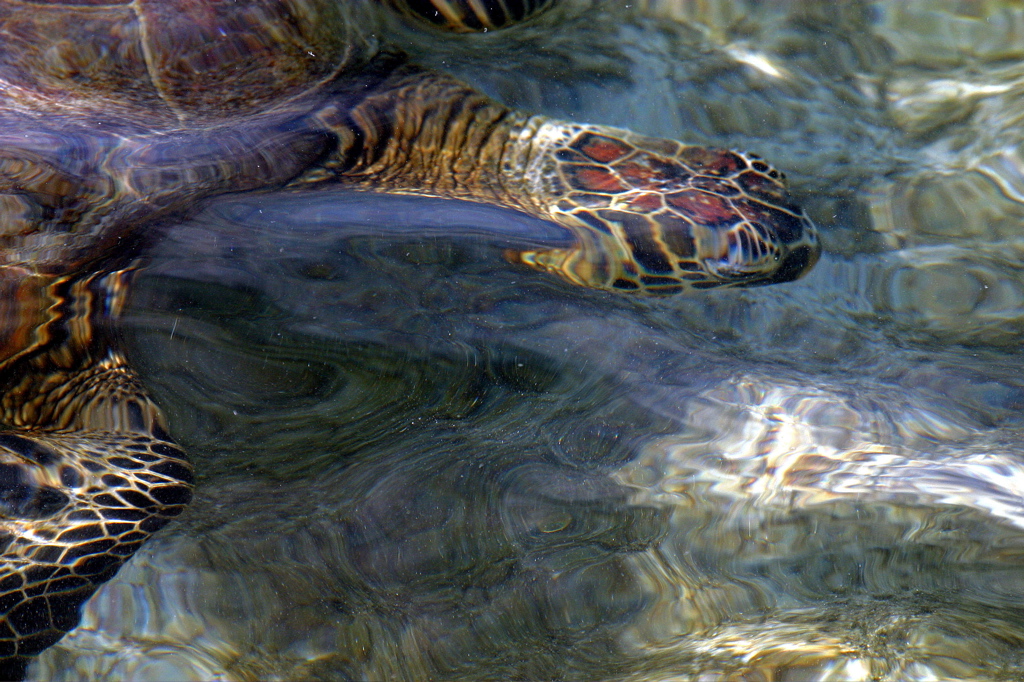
[27, 1, 1024, 680]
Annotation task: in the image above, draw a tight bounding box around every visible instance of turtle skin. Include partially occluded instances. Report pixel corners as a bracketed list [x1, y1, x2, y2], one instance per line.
[0, 0, 820, 675]
[0, 268, 192, 679]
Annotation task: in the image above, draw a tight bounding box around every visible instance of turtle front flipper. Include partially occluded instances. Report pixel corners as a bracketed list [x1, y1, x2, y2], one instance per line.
[0, 269, 192, 679]
[302, 59, 820, 293]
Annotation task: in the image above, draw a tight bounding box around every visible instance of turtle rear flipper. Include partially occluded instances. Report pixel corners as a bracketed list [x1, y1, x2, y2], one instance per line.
[0, 272, 192, 677]
[0, 424, 192, 679]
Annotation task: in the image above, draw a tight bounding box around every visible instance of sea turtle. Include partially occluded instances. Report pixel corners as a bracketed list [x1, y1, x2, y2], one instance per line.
[0, 0, 820, 675]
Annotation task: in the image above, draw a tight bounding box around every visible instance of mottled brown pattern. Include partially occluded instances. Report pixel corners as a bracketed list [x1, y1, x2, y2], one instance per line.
[571, 132, 632, 164]
[136, 0, 352, 121]
[519, 129, 819, 293]
[617, 160, 662, 185]
[564, 165, 628, 193]
[736, 169, 788, 203]
[0, 3, 165, 121]
[0, 272, 191, 679]
[676, 147, 745, 176]
[625, 192, 662, 212]
[665, 190, 735, 226]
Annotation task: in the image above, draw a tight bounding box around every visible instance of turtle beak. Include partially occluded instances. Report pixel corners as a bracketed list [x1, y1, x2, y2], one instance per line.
[700, 211, 821, 288]
[733, 222, 821, 287]
[754, 243, 820, 285]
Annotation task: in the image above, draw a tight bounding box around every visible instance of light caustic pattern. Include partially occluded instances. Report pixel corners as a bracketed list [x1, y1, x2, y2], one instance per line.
[616, 376, 1024, 681]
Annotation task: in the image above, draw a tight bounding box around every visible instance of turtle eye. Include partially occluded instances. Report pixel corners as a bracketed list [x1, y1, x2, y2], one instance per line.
[389, 0, 555, 32]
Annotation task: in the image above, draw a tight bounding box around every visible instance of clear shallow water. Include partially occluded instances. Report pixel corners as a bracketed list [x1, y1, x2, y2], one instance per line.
[26, 190, 1024, 681]
[23, 0, 1024, 679]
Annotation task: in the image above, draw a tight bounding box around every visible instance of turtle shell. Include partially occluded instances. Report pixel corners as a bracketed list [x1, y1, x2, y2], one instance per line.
[0, 0, 390, 273]
[0, 0, 369, 125]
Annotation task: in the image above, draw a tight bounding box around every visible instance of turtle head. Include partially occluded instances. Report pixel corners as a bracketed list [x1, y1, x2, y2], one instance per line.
[508, 125, 821, 294]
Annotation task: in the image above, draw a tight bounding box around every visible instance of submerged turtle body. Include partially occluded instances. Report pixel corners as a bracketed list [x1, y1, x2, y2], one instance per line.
[0, 0, 820, 674]
[0, 0, 818, 289]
